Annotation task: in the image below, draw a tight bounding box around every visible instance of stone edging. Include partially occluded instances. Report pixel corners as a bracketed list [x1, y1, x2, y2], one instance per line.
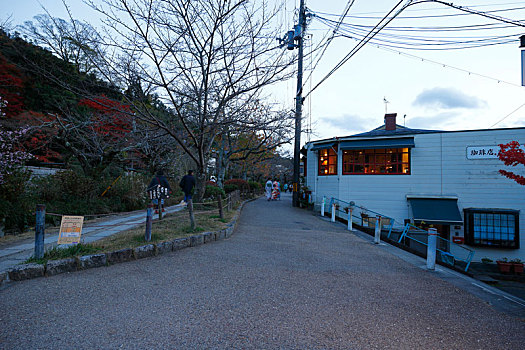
[0, 197, 256, 286]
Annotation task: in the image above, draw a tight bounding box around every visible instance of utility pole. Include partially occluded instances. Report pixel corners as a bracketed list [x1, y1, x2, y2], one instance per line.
[292, 0, 306, 208]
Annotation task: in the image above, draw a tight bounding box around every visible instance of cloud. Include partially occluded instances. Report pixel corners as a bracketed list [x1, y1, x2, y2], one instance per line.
[319, 114, 375, 134]
[407, 111, 461, 130]
[413, 87, 486, 110]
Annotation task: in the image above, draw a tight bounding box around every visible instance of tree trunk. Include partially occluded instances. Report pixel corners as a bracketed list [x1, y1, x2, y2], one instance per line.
[194, 169, 207, 203]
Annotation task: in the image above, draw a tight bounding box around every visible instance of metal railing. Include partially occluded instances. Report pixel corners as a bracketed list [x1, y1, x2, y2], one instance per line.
[397, 223, 474, 272]
[326, 197, 395, 237]
[321, 197, 474, 272]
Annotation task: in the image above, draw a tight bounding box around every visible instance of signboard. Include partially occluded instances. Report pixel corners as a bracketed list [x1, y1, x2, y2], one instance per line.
[466, 146, 499, 160]
[58, 216, 84, 244]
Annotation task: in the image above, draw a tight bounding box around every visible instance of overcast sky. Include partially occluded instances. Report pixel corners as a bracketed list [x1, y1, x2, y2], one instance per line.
[3, 0, 525, 147]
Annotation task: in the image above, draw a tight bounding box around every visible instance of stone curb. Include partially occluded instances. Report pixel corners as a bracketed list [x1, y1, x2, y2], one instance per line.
[8, 263, 45, 281]
[0, 196, 255, 286]
[107, 248, 134, 264]
[133, 244, 155, 260]
[78, 254, 107, 270]
[46, 258, 77, 276]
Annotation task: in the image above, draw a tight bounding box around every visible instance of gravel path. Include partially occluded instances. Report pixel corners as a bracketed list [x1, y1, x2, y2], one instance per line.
[1, 194, 524, 349]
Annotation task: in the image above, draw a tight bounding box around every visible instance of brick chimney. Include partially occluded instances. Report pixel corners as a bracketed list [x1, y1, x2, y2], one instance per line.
[384, 113, 397, 131]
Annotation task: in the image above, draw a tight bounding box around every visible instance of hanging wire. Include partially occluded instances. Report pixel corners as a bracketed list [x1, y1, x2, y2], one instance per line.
[363, 40, 524, 88]
[302, 0, 357, 88]
[305, 0, 411, 99]
[490, 101, 525, 128]
[304, 0, 525, 98]
[315, 15, 520, 51]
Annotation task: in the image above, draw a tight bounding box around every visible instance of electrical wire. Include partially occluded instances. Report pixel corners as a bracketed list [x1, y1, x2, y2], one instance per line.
[302, 0, 357, 88]
[305, 0, 412, 99]
[360, 38, 523, 88]
[314, 13, 523, 51]
[490, 101, 525, 128]
[313, 4, 525, 20]
[301, 0, 525, 98]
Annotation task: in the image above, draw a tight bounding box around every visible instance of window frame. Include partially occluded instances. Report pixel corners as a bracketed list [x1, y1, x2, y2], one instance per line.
[317, 147, 338, 176]
[464, 208, 520, 249]
[342, 148, 411, 175]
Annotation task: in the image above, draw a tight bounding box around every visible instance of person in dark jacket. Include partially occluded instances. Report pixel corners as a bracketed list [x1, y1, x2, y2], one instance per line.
[179, 170, 196, 203]
[148, 169, 171, 212]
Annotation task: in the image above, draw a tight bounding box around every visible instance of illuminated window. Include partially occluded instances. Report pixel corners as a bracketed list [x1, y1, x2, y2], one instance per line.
[318, 147, 337, 175]
[342, 148, 410, 175]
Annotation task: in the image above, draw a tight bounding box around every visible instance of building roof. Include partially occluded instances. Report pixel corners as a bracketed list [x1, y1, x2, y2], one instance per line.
[351, 124, 440, 138]
[305, 115, 525, 148]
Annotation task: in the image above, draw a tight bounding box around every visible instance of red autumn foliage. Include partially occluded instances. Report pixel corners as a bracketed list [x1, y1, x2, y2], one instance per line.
[0, 53, 24, 117]
[498, 141, 525, 186]
[78, 95, 133, 140]
[3, 110, 61, 163]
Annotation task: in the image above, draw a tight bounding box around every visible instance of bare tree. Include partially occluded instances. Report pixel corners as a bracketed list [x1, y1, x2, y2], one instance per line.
[20, 13, 105, 75]
[214, 101, 293, 187]
[82, 0, 294, 201]
[52, 95, 138, 178]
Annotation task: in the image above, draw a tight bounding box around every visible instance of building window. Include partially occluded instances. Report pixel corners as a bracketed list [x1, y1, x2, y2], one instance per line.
[342, 148, 410, 175]
[318, 147, 337, 175]
[464, 209, 519, 249]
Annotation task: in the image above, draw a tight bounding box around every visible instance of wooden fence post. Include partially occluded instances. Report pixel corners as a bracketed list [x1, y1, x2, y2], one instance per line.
[34, 204, 45, 259]
[145, 204, 154, 242]
[188, 199, 196, 230]
[218, 196, 224, 219]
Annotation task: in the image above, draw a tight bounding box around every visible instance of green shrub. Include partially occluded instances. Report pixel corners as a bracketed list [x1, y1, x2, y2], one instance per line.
[104, 174, 149, 211]
[248, 180, 261, 191]
[0, 170, 35, 233]
[33, 172, 149, 217]
[204, 185, 225, 199]
[223, 184, 238, 193]
[224, 179, 249, 191]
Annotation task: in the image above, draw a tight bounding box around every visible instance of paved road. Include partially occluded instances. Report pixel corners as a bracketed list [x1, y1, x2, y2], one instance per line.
[1, 194, 524, 349]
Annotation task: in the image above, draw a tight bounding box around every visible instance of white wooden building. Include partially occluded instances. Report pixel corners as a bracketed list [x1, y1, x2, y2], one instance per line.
[304, 113, 525, 262]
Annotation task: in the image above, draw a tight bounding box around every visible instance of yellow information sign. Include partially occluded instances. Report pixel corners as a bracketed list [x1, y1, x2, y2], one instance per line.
[58, 216, 84, 244]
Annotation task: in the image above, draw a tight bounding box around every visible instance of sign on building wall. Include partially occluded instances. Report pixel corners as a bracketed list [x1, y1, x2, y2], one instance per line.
[58, 216, 84, 244]
[466, 146, 500, 160]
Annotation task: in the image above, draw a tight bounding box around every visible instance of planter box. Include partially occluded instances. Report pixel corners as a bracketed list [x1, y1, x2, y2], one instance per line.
[512, 263, 524, 275]
[496, 261, 512, 274]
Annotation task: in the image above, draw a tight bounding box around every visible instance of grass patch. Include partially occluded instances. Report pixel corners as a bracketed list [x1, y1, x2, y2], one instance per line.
[182, 226, 205, 234]
[91, 207, 237, 252]
[21, 205, 239, 263]
[24, 243, 102, 264]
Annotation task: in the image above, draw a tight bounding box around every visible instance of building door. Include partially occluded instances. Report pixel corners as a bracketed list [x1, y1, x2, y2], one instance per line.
[417, 222, 450, 252]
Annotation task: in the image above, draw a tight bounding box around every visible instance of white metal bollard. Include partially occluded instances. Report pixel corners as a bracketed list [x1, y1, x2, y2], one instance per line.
[321, 196, 326, 217]
[374, 215, 382, 244]
[427, 228, 438, 270]
[347, 208, 353, 231]
[331, 204, 336, 222]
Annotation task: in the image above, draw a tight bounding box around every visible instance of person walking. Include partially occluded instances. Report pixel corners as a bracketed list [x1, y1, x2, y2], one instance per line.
[265, 178, 273, 201]
[272, 179, 281, 200]
[179, 170, 196, 203]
